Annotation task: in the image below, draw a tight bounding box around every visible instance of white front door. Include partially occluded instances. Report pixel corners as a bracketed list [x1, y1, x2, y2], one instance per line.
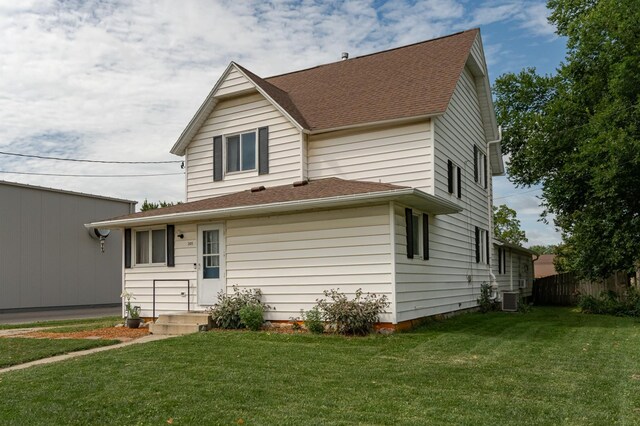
[197, 224, 225, 306]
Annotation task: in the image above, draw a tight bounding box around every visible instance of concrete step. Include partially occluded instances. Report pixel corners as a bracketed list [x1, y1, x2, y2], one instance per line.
[154, 312, 211, 326]
[149, 322, 208, 336]
[150, 312, 212, 335]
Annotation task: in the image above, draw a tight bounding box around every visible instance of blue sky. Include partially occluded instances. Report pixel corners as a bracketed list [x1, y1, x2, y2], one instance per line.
[0, 0, 567, 246]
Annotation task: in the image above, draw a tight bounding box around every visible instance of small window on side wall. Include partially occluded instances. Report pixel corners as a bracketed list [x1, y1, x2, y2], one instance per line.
[226, 131, 256, 173]
[405, 208, 429, 260]
[135, 228, 166, 265]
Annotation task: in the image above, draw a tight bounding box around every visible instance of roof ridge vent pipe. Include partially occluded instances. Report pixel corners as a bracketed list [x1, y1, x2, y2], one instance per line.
[250, 186, 266, 193]
[341, 52, 349, 60]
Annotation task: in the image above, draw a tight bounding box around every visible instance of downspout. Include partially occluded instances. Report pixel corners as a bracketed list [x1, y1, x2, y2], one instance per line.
[510, 249, 514, 291]
[487, 126, 502, 300]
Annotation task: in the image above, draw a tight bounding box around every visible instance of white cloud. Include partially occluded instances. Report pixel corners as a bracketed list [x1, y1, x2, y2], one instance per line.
[0, 0, 558, 223]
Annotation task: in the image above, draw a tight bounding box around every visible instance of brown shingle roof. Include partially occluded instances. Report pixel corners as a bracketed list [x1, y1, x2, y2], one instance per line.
[108, 178, 408, 221]
[260, 29, 478, 131]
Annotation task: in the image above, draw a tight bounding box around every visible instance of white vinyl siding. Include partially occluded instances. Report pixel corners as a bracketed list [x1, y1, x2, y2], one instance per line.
[395, 65, 491, 323]
[226, 205, 393, 322]
[185, 92, 301, 201]
[215, 67, 255, 97]
[124, 224, 198, 317]
[307, 120, 433, 192]
[491, 244, 534, 298]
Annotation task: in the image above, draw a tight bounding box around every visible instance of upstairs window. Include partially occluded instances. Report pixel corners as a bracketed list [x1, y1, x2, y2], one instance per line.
[135, 228, 166, 265]
[474, 145, 487, 189]
[226, 131, 256, 173]
[447, 159, 462, 198]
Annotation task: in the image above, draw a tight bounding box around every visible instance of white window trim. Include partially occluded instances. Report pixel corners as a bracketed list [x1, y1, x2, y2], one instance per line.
[449, 161, 462, 199]
[224, 129, 257, 175]
[475, 147, 487, 189]
[412, 212, 422, 259]
[133, 226, 167, 267]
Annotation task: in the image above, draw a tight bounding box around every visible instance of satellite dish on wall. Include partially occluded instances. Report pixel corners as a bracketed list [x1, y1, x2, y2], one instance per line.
[88, 227, 111, 253]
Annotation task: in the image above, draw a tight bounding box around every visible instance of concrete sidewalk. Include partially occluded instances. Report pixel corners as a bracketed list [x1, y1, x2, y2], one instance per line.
[0, 306, 121, 324]
[0, 334, 172, 374]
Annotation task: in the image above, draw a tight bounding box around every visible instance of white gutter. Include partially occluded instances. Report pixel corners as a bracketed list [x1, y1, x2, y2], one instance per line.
[86, 187, 461, 229]
[488, 126, 502, 298]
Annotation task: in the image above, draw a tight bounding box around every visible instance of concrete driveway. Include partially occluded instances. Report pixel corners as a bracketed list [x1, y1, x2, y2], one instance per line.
[0, 306, 121, 324]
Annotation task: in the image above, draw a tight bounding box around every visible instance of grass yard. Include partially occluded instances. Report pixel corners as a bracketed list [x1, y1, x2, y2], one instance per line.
[0, 338, 119, 368]
[0, 316, 121, 330]
[1, 307, 639, 425]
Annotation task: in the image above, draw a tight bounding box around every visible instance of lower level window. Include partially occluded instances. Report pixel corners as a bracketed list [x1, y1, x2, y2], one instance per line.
[412, 213, 421, 256]
[136, 228, 166, 265]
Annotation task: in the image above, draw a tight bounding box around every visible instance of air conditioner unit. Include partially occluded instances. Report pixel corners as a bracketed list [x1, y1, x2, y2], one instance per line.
[502, 291, 519, 312]
[518, 279, 527, 289]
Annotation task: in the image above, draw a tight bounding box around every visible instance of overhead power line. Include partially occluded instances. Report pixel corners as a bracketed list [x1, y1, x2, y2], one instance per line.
[0, 150, 182, 164]
[0, 170, 184, 178]
[493, 187, 541, 200]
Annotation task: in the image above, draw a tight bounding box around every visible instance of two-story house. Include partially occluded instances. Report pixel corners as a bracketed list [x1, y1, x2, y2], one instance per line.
[89, 29, 534, 328]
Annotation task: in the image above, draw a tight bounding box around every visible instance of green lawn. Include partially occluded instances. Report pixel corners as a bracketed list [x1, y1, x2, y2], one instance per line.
[0, 338, 119, 368]
[1, 307, 639, 425]
[0, 316, 122, 330]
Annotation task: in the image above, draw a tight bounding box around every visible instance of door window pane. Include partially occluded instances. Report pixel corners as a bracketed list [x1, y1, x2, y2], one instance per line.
[203, 230, 220, 278]
[152, 229, 166, 263]
[241, 132, 256, 170]
[226, 135, 240, 172]
[136, 231, 149, 264]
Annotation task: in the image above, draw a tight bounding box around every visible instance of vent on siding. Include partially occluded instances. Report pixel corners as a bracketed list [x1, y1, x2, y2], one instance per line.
[502, 292, 519, 312]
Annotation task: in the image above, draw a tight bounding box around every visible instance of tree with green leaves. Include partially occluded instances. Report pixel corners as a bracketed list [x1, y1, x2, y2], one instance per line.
[528, 245, 556, 255]
[140, 199, 180, 211]
[493, 204, 527, 246]
[493, 0, 640, 279]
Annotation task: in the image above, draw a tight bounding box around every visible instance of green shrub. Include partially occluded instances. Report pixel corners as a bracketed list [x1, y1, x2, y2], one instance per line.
[316, 288, 389, 336]
[477, 282, 497, 313]
[578, 288, 640, 317]
[289, 316, 302, 331]
[239, 304, 265, 331]
[208, 286, 270, 329]
[302, 307, 324, 334]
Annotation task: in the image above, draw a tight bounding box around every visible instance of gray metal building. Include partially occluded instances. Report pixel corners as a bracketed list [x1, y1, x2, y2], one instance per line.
[0, 180, 136, 311]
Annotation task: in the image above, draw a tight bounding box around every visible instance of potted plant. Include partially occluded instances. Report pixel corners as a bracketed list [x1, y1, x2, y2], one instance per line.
[122, 291, 142, 328]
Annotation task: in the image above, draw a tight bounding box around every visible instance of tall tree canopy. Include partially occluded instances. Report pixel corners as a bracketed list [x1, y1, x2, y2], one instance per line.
[493, 0, 640, 278]
[493, 204, 528, 246]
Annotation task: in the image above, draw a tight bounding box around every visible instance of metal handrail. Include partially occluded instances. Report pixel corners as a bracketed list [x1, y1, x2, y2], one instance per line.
[152, 279, 190, 319]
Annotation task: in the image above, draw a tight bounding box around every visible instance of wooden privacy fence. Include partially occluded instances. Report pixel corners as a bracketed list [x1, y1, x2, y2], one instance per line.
[533, 271, 634, 306]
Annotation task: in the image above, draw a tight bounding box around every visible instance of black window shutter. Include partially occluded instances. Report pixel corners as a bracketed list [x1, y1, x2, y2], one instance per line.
[405, 208, 414, 259]
[258, 127, 269, 175]
[484, 153, 488, 189]
[447, 160, 454, 193]
[498, 247, 502, 274]
[457, 167, 462, 198]
[213, 136, 223, 181]
[422, 214, 429, 260]
[166, 225, 175, 267]
[486, 230, 490, 265]
[475, 226, 480, 263]
[473, 145, 478, 182]
[124, 228, 131, 269]
[503, 249, 507, 274]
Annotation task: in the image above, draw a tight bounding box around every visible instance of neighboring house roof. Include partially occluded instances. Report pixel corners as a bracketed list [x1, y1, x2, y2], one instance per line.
[534, 254, 557, 278]
[493, 239, 538, 256]
[89, 177, 461, 228]
[171, 28, 496, 157]
[0, 179, 137, 205]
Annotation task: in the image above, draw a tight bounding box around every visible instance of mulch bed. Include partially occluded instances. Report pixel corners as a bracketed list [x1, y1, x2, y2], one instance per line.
[16, 327, 150, 341]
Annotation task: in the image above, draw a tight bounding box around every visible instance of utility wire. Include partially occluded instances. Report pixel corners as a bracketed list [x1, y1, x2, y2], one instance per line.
[0, 150, 182, 164]
[0, 170, 184, 178]
[493, 187, 541, 200]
